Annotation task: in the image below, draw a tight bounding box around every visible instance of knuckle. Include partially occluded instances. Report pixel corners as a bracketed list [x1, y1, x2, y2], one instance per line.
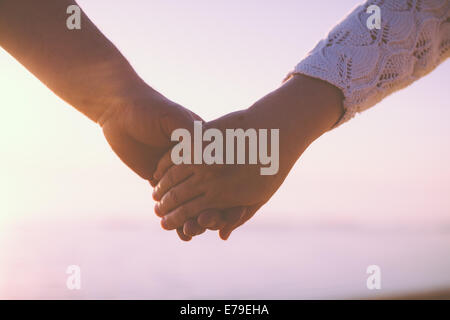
[166, 169, 175, 186]
[159, 195, 170, 214]
[176, 206, 188, 223]
[169, 189, 179, 205]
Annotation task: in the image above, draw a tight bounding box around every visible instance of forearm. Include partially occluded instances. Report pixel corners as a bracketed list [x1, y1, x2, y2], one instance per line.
[0, 0, 155, 122]
[247, 74, 343, 163]
[288, 1, 449, 126]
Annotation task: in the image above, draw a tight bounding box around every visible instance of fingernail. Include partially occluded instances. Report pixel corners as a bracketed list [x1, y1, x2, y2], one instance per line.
[160, 217, 168, 229]
[220, 231, 229, 241]
[161, 216, 171, 230]
[224, 230, 233, 240]
[154, 203, 161, 216]
[152, 188, 159, 200]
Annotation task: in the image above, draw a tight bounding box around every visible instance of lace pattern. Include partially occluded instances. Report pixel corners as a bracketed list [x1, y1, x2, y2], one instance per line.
[288, 0, 450, 127]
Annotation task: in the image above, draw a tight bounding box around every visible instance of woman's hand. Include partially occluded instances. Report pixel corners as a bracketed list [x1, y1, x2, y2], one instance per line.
[152, 75, 344, 240]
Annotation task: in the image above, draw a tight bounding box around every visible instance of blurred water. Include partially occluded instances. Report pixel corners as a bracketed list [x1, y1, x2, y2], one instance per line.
[1, 216, 449, 299]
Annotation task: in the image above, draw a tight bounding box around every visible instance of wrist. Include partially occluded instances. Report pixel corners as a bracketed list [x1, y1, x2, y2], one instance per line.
[246, 74, 343, 162]
[96, 76, 166, 127]
[73, 54, 165, 124]
[283, 74, 343, 141]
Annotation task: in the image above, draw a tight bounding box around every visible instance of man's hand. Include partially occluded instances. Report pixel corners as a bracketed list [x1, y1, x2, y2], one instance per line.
[100, 90, 195, 183]
[100, 88, 229, 241]
[0, 0, 226, 241]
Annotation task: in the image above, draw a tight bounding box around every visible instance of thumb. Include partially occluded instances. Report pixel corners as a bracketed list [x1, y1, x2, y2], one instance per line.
[157, 104, 204, 143]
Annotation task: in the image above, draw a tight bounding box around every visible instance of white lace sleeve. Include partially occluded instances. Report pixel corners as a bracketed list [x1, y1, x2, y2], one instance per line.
[288, 0, 450, 127]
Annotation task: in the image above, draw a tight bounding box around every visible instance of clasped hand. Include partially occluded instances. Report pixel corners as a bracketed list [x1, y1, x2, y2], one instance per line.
[101, 75, 342, 241]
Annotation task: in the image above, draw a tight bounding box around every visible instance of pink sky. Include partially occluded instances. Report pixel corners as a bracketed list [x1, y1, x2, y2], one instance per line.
[1, 0, 449, 226]
[1, 0, 450, 300]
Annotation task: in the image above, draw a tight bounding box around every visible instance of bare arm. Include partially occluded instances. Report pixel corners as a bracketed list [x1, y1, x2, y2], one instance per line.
[152, 74, 344, 239]
[0, 0, 158, 122]
[0, 0, 226, 241]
